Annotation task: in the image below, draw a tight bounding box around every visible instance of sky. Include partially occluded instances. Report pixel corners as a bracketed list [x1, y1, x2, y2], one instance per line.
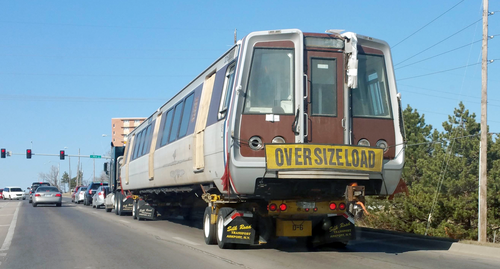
[0, 0, 498, 191]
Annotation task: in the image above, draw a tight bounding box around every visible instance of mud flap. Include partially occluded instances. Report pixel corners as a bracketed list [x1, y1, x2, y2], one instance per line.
[222, 213, 256, 245]
[137, 200, 156, 220]
[311, 216, 355, 246]
[121, 197, 134, 213]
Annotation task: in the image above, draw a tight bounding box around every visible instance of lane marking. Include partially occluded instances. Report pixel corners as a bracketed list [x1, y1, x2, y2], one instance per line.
[118, 220, 129, 224]
[173, 237, 200, 246]
[0, 202, 20, 251]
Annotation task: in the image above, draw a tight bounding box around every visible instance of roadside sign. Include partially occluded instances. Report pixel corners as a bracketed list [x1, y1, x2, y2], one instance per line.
[90, 155, 101, 159]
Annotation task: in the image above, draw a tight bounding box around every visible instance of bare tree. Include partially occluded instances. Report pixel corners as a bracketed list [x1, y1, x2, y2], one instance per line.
[38, 165, 60, 189]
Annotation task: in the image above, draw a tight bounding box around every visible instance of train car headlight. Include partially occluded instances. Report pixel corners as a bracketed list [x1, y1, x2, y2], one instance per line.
[357, 139, 370, 147]
[376, 140, 389, 153]
[248, 136, 263, 150]
[272, 136, 285, 144]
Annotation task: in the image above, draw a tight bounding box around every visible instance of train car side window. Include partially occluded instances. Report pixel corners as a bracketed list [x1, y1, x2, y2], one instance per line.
[243, 48, 294, 115]
[169, 102, 184, 143]
[140, 125, 152, 156]
[159, 109, 174, 147]
[218, 63, 236, 119]
[132, 131, 143, 160]
[179, 94, 194, 138]
[137, 128, 147, 158]
[142, 121, 155, 155]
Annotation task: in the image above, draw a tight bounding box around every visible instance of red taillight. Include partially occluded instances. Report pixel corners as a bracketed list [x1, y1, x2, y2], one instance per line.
[55, 194, 61, 197]
[339, 203, 346, 210]
[35, 194, 41, 197]
[305, 208, 310, 212]
[329, 202, 337, 210]
[279, 203, 287, 211]
[89, 190, 93, 195]
[269, 203, 277, 211]
[30, 191, 32, 194]
[313, 207, 318, 212]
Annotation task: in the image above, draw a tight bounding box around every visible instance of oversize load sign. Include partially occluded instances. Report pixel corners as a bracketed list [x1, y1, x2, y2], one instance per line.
[265, 144, 384, 173]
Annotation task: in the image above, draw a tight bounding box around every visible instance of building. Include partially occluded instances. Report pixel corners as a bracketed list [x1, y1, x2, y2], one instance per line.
[111, 117, 146, 146]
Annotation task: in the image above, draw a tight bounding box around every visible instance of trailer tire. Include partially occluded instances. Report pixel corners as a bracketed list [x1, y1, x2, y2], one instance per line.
[216, 207, 233, 249]
[106, 207, 112, 213]
[203, 207, 217, 245]
[132, 200, 137, 220]
[117, 198, 123, 216]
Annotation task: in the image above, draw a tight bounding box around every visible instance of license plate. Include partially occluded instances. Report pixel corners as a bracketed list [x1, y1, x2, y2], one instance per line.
[265, 144, 384, 173]
[45, 194, 54, 197]
[297, 202, 315, 209]
[276, 219, 312, 237]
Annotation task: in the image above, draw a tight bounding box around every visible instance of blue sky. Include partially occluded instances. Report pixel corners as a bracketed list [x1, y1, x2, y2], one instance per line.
[0, 0, 498, 190]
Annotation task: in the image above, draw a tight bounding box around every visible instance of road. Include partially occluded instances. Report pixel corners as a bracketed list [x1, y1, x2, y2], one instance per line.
[0, 198, 499, 269]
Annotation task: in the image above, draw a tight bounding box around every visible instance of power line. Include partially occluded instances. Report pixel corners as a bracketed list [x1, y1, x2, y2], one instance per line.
[398, 62, 482, 80]
[0, 94, 167, 103]
[395, 39, 482, 69]
[394, 18, 482, 66]
[392, 0, 466, 48]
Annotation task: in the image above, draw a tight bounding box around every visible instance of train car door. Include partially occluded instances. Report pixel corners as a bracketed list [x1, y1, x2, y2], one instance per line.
[305, 49, 344, 145]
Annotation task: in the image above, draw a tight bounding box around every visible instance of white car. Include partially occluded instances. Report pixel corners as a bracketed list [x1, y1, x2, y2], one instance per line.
[3, 186, 26, 200]
[76, 187, 87, 204]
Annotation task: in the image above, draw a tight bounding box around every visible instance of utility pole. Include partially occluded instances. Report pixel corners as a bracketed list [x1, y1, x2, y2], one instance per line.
[77, 148, 81, 186]
[479, 0, 488, 243]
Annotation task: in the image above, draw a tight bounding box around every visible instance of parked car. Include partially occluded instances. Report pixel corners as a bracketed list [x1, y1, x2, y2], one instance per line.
[0, 189, 3, 199]
[71, 186, 84, 203]
[29, 182, 51, 203]
[76, 187, 87, 204]
[92, 186, 109, 209]
[3, 187, 25, 200]
[83, 182, 108, 206]
[32, 186, 62, 207]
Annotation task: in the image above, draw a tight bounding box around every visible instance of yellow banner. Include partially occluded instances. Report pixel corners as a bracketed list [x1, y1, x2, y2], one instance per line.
[265, 144, 384, 173]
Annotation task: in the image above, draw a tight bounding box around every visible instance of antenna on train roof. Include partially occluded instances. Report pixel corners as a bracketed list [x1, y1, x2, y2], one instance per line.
[234, 29, 237, 44]
[325, 29, 344, 34]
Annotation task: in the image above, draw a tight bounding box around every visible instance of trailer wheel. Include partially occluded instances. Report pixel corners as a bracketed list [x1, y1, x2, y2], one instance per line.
[132, 200, 137, 220]
[117, 198, 123, 216]
[114, 196, 119, 215]
[216, 207, 233, 249]
[106, 206, 112, 213]
[203, 207, 216, 245]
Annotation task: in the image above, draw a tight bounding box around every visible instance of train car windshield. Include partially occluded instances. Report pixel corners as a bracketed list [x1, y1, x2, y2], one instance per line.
[352, 54, 392, 119]
[244, 48, 295, 115]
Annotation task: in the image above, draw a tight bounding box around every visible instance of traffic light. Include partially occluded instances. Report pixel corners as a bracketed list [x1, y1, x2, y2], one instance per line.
[60, 150, 65, 160]
[26, 149, 32, 159]
[1, 148, 5, 158]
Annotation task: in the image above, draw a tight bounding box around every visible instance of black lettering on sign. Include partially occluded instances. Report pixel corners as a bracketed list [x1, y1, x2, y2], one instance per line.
[314, 148, 322, 165]
[295, 148, 303, 165]
[344, 149, 352, 167]
[328, 149, 336, 165]
[352, 149, 359, 167]
[360, 151, 368, 168]
[284, 148, 293, 166]
[293, 224, 304, 230]
[336, 148, 344, 166]
[303, 148, 312, 165]
[275, 148, 284, 167]
[369, 151, 376, 168]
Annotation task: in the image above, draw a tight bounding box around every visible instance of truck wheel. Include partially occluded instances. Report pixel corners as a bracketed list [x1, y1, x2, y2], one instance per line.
[32, 203, 37, 207]
[106, 206, 112, 213]
[216, 207, 233, 249]
[203, 207, 216, 245]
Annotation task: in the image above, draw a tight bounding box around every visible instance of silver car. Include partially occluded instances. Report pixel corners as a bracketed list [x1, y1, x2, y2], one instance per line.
[76, 187, 87, 204]
[32, 186, 62, 207]
[92, 186, 108, 209]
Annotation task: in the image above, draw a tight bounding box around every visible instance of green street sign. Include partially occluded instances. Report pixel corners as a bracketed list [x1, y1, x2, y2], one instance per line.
[90, 155, 101, 159]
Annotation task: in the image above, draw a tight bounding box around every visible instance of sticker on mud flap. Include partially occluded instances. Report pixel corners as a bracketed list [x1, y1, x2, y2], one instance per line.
[265, 144, 384, 173]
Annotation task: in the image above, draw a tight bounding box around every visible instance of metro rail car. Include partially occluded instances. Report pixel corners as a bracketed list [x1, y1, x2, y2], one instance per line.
[119, 29, 405, 249]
